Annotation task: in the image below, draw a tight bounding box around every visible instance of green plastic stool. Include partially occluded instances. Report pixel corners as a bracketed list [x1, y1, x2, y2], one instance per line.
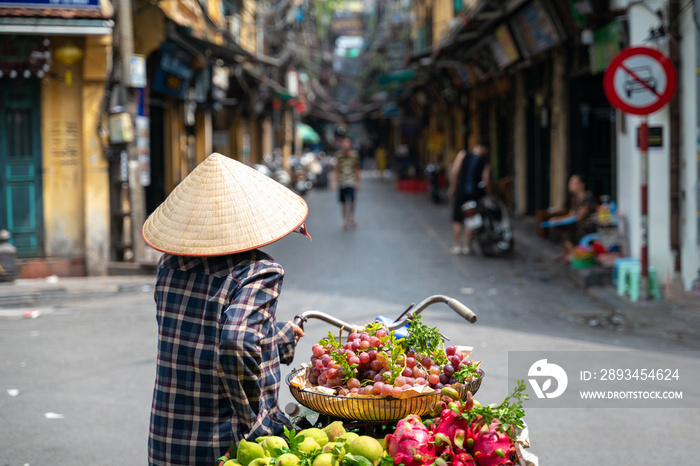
[616, 259, 640, 297]
[624, 265, 660, 302]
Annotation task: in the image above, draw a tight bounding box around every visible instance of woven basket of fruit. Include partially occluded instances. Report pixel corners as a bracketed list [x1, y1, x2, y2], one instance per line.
[287, 368, 483, 422]
[286, 316, 484, 423]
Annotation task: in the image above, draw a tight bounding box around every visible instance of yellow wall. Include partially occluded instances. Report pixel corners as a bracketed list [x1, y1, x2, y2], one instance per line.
[82, 35, 111, 275]
[240, 0, 257, 54]
[42, 37, 86, 258]
[41, 35, 111, 274]
[433, 0, 453, 45]
[133, 7, 166, 58]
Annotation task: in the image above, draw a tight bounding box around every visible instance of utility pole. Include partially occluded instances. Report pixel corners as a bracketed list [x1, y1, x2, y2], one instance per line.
[116, 0, 146, 263]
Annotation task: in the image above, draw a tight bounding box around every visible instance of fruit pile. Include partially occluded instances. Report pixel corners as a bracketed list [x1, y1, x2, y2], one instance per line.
[221, 423, 388, 466]
[386, 381, 528, 466]
[306, 317, 482, 397]
[221, 381, 530, 466]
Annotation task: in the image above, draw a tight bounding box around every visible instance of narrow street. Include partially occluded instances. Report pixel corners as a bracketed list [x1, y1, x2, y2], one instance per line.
[1, 174, 697, 465]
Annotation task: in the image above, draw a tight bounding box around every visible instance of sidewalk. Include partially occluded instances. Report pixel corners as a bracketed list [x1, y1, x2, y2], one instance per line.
[0, 275, 156, 309]
[511, 215, 700, 346]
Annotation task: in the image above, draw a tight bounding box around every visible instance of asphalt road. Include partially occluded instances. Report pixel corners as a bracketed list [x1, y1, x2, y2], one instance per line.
[1, 174, 698, 465]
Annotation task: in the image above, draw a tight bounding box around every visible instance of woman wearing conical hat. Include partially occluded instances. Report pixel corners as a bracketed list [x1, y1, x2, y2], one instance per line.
[143, 153, 309, 466]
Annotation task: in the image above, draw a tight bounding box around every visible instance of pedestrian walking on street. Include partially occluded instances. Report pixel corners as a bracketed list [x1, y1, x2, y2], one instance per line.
[142, 153, 308, 466]
[332, 136, 362, 229]
[449, 138, 491, 255]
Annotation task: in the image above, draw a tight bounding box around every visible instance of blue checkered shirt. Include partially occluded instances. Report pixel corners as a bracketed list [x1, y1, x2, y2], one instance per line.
[148, 250, 297, 465]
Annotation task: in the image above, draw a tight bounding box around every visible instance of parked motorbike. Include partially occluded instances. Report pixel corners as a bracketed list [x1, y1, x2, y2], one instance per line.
[461, 195, 514, 256]
[255, 152, 292, 189]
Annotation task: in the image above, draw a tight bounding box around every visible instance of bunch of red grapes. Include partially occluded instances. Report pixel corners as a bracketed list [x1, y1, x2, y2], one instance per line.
[307, 329, 476, 397]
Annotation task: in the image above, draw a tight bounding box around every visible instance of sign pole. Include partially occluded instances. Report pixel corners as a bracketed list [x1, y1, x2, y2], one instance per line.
[639, 118, 649, 300]
[603, 46, 677, 302]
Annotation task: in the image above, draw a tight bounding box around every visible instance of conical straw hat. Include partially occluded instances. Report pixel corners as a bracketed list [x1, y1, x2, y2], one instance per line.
[142, 153, 308, 256]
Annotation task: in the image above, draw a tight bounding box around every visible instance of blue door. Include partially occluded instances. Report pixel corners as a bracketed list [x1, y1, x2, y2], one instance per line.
[0, 81, 44, 257]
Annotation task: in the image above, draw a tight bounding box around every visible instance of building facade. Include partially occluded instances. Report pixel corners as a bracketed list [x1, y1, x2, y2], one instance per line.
[0, 0, 113, 276]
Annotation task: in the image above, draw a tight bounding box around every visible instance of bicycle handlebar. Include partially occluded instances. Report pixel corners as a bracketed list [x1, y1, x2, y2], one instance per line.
[292, 295, 477, 331]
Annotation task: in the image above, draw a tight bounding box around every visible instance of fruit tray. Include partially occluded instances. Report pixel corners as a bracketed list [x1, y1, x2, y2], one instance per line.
[286, 368, 484, 423]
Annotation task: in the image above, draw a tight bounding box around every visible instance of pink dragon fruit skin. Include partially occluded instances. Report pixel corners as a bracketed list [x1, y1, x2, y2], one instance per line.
[385, 414, 437, 466]
[432, 408, 472, 455]
[470, 420, 516, 466]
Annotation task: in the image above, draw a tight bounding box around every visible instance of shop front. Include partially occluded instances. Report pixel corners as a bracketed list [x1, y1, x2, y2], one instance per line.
[0, 1, 113, 276]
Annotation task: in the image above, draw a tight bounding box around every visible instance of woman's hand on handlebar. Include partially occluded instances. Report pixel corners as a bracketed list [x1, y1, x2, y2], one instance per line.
[290, 322, 305, 344]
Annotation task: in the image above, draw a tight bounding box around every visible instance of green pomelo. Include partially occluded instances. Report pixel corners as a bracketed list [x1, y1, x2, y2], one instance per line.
[248, 458, 271, 466]
[297, 428, 329, 446]
[322, 442, 346, 456]
[276, 453, 300, 466]
[296, 437, 321, 454]
[376, 438, 385, 451]
[312, 452, 340, 466]
[349, 436, 384, 464]
[337, 432, 359, 448]
[237, 439, 266, 466]
[260, 436, 288, 456]
[321, 421, 346, 442]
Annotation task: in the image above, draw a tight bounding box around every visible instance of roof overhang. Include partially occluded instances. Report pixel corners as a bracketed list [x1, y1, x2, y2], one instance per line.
[0, 16, 113, 34]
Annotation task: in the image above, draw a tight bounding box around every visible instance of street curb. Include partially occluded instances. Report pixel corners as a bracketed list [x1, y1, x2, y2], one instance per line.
[0, 280, 155, 308]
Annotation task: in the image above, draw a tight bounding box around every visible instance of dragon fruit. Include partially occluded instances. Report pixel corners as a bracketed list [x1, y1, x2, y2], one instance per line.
[431, 394, 474, 455]
[470, 419, 516, 466]
[385, 414, 436, 466]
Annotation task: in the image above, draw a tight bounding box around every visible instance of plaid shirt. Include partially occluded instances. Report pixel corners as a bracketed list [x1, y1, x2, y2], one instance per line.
[148, 250, 297, 465]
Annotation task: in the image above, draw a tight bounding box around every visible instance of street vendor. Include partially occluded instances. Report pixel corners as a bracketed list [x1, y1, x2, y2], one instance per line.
[142, 153, 309, 466]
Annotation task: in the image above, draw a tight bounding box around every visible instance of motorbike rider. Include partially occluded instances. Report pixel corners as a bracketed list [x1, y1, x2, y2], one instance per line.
[449, 137, 491, 255]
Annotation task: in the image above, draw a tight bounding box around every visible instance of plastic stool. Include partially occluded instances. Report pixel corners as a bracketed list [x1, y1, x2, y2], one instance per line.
[614, 258, 640, 289]
[623, 265, 660, 302]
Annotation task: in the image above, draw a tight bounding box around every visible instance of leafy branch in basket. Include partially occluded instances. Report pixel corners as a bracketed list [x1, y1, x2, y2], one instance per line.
[268, 427, 321, 465]
[454, 360, 482, 383]
[461, 379, 528, 439]
[319, 331, 358, 382]
[377, 328, 404, 385]
[399, 315, 448, 365]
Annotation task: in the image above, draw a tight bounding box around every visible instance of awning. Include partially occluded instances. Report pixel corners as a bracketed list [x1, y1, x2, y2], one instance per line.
[296, 123, 320, 144]
[168, 22, 251, 63]
[0, 17, 113, 35]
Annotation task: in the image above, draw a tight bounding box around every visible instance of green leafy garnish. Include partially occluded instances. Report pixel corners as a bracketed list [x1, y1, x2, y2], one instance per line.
[461, 379, 528, 439]
[399, 315, 448, 365]
[454, 361, 482, 382]
[319, 331, 358, 382]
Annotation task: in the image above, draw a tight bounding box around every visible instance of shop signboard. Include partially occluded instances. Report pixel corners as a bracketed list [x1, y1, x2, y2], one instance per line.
[332, 11, 364, 37]
[136, 116, 151, 187]
[129, 55, 147, 88]
[590, 21, 622, 74]
[509, 0, 560, 57]
[488, 24, 520, 70]
[152, 42, 193, 99]
[469, 47, 498, 82]
[0, 0, 99, 8]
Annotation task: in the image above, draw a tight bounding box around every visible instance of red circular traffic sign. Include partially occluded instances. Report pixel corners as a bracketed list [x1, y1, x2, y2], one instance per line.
[603, 46, 676, 116]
